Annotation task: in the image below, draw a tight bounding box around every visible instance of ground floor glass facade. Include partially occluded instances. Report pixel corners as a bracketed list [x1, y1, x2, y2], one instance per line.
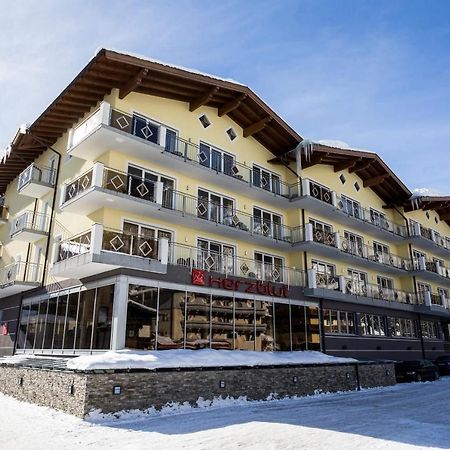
[125, 284, 320, 351]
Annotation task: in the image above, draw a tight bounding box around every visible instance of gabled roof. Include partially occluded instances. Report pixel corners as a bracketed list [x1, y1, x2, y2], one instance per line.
[271, 142, 412, 204]
[0, 48, 302, 194]
[404, 196, 450, 227]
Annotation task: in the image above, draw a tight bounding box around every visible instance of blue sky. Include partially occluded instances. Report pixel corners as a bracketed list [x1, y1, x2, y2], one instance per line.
[0, 0, 449, 194]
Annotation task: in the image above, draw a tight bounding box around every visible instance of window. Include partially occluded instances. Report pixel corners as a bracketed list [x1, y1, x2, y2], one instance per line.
[253, 207, 283, 239]
[252, 166, 281, 195]
[132, 114, 178, 153]
[360, 314, 386, 336]
[438, 287, 449, 299]
[103, 221, 172, 260]
[421, 320, 442, 339]
[417, 282, 431, 303]
[226, 128, 237, 141]
[323, 309, 356, 335]
[377, 276, 394, 292]
[197, 239, 234, 274]
[199, 142, 235, 176]
[370, 208, 387, 228]
[199, 114, 211, 128]
[197, 189, 235, 225]
[312, 260, 338, 289]
[354, 182, 360, 192]
[254, 252, 284, 282]
[343, 231, 364, 257]
[347, 269, 367, 295]
[373, 241, 390, 264]
[339, 174, 346, 184]
[388, 317, 418, 338]
[341, 196, 361, 219]
[126, 165, 175, 208]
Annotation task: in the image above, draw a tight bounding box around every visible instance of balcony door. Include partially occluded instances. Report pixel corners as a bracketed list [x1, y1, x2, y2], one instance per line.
[373, 241, 390, 264]
[199, 142, 235, 176]
[254, 252, 283, 282]
[343, 231, 364, 257]
[347, 269, 367, 295]
[127, 165, 174, 208]
[341, 196, 361, 219]
[253, 207, 282, 239]
[312, 260, 337, 289]
[197, 189, 234, 224]
[197, 239, 234, 274]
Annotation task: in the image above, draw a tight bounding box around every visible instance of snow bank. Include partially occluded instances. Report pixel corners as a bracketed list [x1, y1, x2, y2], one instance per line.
[66, 349, 356, 371]
[317, 139, 375, 153]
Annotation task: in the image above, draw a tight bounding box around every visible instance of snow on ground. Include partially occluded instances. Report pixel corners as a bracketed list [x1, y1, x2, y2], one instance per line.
[1, 377, 450, 450]
[62, 349, 356, 371]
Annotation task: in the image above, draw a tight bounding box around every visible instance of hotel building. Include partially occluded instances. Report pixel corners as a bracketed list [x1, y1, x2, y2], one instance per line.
[0, 49, 449, 361]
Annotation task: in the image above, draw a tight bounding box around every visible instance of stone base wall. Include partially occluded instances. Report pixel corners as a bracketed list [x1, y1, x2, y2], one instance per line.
[0, 362, 395, 418]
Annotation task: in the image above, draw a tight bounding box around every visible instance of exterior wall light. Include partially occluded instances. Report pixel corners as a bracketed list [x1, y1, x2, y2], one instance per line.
[292, 376, 298, 383]
[346, 372, 351, 380]
[69, 384, 75, 395]
[219, 380, 225, 389]
[385, 369, 391, 377]
[18, 377, 23, 386]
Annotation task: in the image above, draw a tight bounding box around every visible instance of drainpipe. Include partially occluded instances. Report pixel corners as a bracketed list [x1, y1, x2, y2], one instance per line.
[18, 129, 62, 288]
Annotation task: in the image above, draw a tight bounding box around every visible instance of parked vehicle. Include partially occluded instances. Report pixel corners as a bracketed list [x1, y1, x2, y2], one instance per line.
[395, 360, 439, 382]
[434, 355, 450, 375]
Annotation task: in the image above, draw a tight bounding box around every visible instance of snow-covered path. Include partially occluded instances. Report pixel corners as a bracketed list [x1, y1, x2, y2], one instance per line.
[1, 378, 449, 449]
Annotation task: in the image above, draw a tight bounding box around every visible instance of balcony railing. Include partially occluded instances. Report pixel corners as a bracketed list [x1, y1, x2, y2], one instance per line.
[340, 236, 411, 271]
[62, 164, 296, 244]
[336, 195, 407, 237]
[169, 242, 305, 286]
[55, 227, 304, 286]
[413, 257, 450, 279]
[0, 262, 42, 286]
[409, 222, 450, 252]
[57, 230, 92, 262]
[69, 103, 301, 201]
[418, 290, 448, 308]
[343, 278, 418, 304]
[10, 211, 49, 236]
[308, 269, 419, 305]
[18, 163, 55, 192]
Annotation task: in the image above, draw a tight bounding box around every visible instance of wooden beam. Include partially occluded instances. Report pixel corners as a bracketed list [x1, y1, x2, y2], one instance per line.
[363, 174, 390, 188]
[243, 116, 272, 138]
[333, 158, 360, 173]
[189, 86, 219, 112]
[218, 94, 247, 117]
[349, 160, 373, 173]
[119, 68, 149, 99]
[439, 211, 450, 221]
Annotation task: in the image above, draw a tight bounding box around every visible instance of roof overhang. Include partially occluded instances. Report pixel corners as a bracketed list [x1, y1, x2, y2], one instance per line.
[270, 142, 412, 205]
[404, 196, 450, 226]
[0, 48, 302, 194]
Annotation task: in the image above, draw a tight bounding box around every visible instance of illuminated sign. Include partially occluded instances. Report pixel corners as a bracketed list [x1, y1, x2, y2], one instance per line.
[191, 269, 288, 297]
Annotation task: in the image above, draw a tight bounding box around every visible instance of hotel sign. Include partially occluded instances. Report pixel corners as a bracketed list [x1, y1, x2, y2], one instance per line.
[191, 269, 289, 298]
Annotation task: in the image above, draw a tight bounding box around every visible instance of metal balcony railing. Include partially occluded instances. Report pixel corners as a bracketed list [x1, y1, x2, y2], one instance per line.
[10, 211, 49, 236]
[340, 237, 411, 270]
[0, 262, 42, 286]
[408, 222, 450, 252]
[18, 164, 56, 191]
[169, 242, 305, 286]
[57, 230, 92, 262]
[343, 278, 418, 304]
[336, 195, 407, 237]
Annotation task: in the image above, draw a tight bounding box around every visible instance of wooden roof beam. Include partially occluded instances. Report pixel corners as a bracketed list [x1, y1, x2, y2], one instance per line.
[349, 159, 373, 173]
[363, 174, 390, 188]
[439, 211, 450, 221]
[119, 68, 149, 99]
[218, 94, 247, 117]
[243, 116, 272, 138]
[333, 158, 360, 173]
[189, 86, 219, 112]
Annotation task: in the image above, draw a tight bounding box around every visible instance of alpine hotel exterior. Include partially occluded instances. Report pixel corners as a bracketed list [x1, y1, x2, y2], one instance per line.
[0, 49, 449, 362]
